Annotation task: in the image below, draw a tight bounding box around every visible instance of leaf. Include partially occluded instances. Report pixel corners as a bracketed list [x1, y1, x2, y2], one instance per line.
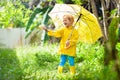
[25, 7, 47, 31]
[41, 6, 53, 25]
[25, 6, 53, 38]
[110, 9, 117, 16]
[108, 17, 119, 45]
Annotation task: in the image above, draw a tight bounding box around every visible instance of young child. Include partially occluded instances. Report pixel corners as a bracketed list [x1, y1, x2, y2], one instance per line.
[41, 14, 79, 74]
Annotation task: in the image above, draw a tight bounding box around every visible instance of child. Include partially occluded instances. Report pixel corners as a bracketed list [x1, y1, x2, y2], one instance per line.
[41, 14, 79, 74]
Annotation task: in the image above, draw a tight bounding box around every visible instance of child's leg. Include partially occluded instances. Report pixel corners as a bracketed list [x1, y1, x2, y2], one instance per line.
[59, 55, 67, 66]
[58, 55, 67, 73]
[68, 56, 75, 74]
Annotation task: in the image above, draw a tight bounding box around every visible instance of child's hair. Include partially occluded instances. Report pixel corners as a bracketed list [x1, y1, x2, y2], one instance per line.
[63, 14, 74, 23]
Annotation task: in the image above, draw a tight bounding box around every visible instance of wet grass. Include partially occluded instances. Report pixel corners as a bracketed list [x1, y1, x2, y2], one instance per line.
[0, 43, 119, 80]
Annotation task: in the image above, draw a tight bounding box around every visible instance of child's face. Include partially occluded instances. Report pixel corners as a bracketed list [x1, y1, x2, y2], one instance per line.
[63, 17, 73, 28]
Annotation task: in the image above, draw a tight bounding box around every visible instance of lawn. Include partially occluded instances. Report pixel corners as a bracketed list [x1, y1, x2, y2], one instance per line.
[0, 42, 119, 80]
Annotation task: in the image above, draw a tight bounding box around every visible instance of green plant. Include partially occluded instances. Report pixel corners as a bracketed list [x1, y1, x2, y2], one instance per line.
[1, 42, 120, 80]
[0, 1, 32, 28]
[25, 6, 52, 38]
[0, 48, 23, 80]
[35, 52, 58, 66]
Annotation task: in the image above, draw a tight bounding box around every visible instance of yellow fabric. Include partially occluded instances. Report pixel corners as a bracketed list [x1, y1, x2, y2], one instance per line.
[70, 66, 75, 75]
[58, 66, 63, 73]
[47, 26, 79, 57]
[76, 6, 103, 44]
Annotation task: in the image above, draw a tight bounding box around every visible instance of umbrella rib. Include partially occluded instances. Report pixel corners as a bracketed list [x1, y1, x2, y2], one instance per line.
[81, 16, 98, 26]
[77, 5, 94, 42]
[69, 5, 80, 15]
[70, 5, 96, 26]
[80, 19, 94, 42]
[82, 15, 96, 22]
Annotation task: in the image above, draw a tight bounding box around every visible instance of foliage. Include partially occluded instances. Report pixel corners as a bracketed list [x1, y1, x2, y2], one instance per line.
[103, 5, 120, 79]
[1, 42, 120, 79]
[72, 0, 84, 5]
[25, 8, 43, 31]
[75, 42, 104, 79]
[25, 6, 53, 39]
[0, 1, 32, 28]
[108, 17, 119, 44]
[25, 4, 53, 38]
[0, 48, 23, 80]
[55, 0, 64, 3]
[1, 42, 118, 80]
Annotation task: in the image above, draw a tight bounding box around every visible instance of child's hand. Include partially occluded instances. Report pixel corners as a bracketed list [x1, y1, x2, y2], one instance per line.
[65, 40, 70, 49]
[42, 26, 48, 31]
[38, 24, 48, 31]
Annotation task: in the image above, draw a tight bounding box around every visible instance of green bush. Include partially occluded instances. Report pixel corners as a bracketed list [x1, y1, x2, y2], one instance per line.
[35, 52, 58, 66]
[0, 48, 23, 80]
[0, 42, 120, 80]
[0, 1, 32, 28]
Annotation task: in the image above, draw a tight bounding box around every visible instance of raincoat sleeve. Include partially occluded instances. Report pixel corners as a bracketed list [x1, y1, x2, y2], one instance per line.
[69, 30, 79, 47]
[47, 27, 64, 38]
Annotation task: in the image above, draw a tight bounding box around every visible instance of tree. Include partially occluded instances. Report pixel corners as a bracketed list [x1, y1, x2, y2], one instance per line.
[91, 0, 120, 79]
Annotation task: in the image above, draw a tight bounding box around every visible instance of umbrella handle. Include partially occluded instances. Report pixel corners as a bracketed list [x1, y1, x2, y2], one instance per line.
[67, 14, 82, 40]
[75, 14, 82, 25]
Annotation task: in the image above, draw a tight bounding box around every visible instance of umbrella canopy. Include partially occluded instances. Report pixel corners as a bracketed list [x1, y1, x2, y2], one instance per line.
[48, 4, 103, 44]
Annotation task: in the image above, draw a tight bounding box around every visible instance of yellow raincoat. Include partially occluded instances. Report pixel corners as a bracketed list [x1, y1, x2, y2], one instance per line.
[47, 26, 79, 57]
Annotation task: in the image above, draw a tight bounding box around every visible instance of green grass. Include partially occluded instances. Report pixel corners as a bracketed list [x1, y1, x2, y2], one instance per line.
[0, 48, 23, 80]
[0, 42, 119, 80]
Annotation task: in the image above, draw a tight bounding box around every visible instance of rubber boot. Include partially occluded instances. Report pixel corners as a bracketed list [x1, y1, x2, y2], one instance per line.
[58, 66, 63, 73]
[70, 66, 75, 75]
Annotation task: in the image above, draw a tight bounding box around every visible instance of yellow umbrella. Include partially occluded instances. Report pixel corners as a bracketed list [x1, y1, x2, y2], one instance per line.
[48, 4, 103, 44]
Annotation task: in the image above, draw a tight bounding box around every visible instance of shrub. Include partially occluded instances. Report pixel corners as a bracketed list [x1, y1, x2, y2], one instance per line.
[0, 1, 32, 28]
[0, 48, 23, 80]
